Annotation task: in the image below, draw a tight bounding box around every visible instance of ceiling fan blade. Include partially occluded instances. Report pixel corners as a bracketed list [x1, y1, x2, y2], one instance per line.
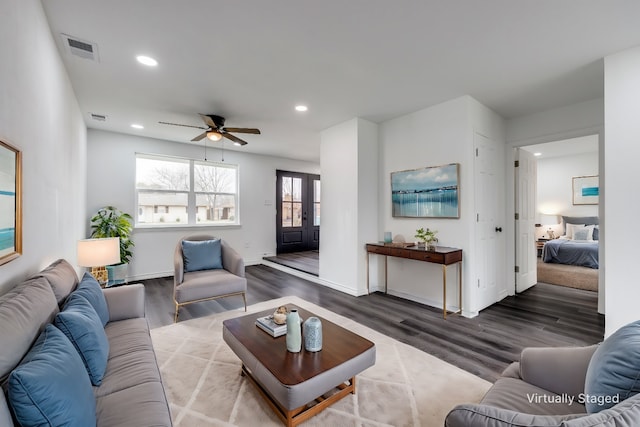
[223, 133, 248, 146]
[199, 114, 217, 129]
[191, 132, 208, 142]
[222, 127, 261, 134]
[159, 121, 207, 130]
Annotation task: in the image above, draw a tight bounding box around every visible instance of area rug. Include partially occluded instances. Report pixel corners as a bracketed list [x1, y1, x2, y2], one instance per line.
[150, 296, 491, 426]
[537, 258, 598, 291]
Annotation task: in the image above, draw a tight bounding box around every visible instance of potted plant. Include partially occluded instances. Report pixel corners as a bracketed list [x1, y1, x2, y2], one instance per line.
[415, 227, 438, 251]
[90, 206, 134, 285]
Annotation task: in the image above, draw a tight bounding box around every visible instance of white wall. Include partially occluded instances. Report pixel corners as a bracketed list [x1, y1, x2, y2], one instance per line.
[603, 45, 640, 336]
[86, 129, 319, 280]
[376, 96, 505, 316]
[319, 118, 379, 295]
[0, 0, 86, 294]
[535, 152, 599, 239]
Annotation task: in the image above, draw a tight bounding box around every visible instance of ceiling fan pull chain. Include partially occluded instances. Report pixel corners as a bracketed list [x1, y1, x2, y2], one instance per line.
[204, 139, 208, 161]
[221, 140, 225, 162]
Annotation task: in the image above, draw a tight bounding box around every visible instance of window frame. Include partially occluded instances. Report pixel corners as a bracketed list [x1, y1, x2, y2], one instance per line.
[135, 153, 240, 228]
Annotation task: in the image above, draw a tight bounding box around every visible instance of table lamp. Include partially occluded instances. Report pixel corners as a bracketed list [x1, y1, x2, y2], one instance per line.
[77, 237, 120, 285]
[539, 214, 560, 239]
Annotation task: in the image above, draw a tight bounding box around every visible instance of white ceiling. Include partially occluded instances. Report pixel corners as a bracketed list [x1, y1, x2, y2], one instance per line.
[520, 134, 599, 159]
[41, 1, 640, 163]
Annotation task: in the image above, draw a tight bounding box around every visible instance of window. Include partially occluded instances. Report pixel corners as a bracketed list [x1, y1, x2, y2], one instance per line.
[136, 154, 239, 226]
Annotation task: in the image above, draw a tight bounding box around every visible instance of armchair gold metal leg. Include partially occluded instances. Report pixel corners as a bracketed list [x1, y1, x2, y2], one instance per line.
[174, 302, 179, 323]
[242, 292, 247, 311]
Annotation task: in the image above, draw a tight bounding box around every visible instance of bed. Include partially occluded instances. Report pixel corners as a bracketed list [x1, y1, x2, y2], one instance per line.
[541, 215, 599, 269]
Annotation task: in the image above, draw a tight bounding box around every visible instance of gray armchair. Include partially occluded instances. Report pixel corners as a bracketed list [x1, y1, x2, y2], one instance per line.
[445, 320, 640, 426]
[173, 235, 247, 322]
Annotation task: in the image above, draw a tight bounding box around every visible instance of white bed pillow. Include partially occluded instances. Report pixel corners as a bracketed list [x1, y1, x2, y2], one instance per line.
[573, 225, 596, 241]
[565, 223, 585, 239]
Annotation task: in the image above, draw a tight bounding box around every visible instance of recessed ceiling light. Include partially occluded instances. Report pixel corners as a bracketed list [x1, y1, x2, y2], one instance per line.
[534, 152, 542, 156]
[131, 124, 144, 129]
[295, 105, 308, 112]
[233, 142, 243, 147]
[136, 55, 158, 67]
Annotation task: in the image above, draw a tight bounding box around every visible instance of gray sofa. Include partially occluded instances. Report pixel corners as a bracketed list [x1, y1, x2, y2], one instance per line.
[0, 259, 172, 426]
[446, 325, 640, 426]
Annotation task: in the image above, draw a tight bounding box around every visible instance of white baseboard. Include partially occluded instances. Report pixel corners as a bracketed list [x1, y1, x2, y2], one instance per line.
[260, 260, 365, 296]
[385, 288, 476, 318]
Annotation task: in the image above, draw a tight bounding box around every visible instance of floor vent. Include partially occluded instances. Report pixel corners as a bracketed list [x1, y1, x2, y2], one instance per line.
[60, 34, 99, 62]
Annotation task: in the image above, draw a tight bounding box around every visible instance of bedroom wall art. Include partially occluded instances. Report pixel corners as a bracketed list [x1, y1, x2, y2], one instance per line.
[572, 175, 599, 205]
[0, 139, 22, 265]
[391, 163, 459, 218]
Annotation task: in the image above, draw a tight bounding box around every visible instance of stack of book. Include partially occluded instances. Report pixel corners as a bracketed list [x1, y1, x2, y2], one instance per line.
[255, 315, 287, 337]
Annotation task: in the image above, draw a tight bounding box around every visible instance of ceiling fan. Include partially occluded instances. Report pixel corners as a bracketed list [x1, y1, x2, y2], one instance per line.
[159, 114, 260, 146]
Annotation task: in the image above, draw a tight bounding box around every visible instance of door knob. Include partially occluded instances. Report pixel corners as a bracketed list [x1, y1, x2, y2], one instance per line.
[495, 227, 503, 232]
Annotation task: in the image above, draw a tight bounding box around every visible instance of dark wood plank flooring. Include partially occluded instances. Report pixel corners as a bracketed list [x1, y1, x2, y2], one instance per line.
[262, 250, 319, 276]
[143, 264, 604, 382]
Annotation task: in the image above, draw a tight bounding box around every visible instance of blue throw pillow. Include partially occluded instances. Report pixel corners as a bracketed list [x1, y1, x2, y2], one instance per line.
[73, 272, 110, 326]
[584, 320, 640, 412]
[54, 293, 109, 386]
[8, 324, 96, 426]
[182, 239, 223, 272]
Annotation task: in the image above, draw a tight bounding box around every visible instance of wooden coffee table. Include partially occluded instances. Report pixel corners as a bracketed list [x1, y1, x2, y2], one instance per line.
[222, 305, 376, 427]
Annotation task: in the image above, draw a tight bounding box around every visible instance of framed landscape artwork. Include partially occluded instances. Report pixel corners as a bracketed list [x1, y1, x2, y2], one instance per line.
[572, 175, 599, 205]
[391, 163, 460, 218]
[0, 140, 22, 265]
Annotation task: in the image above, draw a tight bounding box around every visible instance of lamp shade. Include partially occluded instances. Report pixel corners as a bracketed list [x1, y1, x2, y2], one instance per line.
[539, 214, 559, 225]
[206, 131, 222, 141]
[77, 238, 120, 267]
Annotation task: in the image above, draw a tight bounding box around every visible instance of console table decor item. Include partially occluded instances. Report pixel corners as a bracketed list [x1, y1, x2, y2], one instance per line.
[391, 163, 460, 218]
[365, 243, 462, 319]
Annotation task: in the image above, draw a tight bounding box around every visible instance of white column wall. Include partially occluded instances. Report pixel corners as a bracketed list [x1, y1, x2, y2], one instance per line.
[603, 45, 640, 336]
[86, 129, 319, 280]
[0, 0, 86, 294]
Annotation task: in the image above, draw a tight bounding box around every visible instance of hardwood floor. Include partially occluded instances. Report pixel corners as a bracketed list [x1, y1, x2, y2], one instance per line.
[143, 264, 604, 382]
[262, 250, 319, 276]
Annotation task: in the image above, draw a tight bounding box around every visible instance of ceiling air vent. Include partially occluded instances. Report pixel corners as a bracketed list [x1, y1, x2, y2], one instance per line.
[60, 34, 99, 62]
[90, 113, 107, 122]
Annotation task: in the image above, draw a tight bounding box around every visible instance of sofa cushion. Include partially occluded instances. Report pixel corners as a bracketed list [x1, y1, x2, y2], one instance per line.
[584, 320, 640, 413]
[74, 272, 110, 326]
[7, 324, 96, 426]
[96, 382, 172, 427]
[0, 276, 58, 381]
[182, 238, 222, 272]
[34, 258, 79, 305]
[55, 293, 109, 385]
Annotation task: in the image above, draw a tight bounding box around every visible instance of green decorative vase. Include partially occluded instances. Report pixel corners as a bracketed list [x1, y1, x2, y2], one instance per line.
[286, 310, 301, 353]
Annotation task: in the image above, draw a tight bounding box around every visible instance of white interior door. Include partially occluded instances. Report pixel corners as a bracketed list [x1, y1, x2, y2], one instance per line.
[474, 132, 505, 311]
[515, 148, 537, 292]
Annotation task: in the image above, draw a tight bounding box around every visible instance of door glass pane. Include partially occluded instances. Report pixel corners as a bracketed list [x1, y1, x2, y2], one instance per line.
[137, 191, 188, 224]
[314, 180, 321, 202]
[314, 203, 320, 226]
[282, 177, 292, 201]
[292, 202, 302, 226]
[292, 177, 302, 202]
[282, 203, 292, 227]
[196, 194, 236, 223]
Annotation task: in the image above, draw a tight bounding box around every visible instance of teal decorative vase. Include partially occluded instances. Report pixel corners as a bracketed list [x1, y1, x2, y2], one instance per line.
[303, 317, 322, 352]
[286, 309, 302, 353]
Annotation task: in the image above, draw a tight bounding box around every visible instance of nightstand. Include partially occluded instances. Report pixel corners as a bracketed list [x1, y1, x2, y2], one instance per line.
[536, 239, 548, 257]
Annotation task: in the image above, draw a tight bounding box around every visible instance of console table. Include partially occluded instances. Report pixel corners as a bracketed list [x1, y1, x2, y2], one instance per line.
[365, 243, 462, 319]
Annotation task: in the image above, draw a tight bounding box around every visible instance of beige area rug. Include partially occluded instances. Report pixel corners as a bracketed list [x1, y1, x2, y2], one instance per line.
[537, 258, 598, 291]
[151, 296, 491, 427]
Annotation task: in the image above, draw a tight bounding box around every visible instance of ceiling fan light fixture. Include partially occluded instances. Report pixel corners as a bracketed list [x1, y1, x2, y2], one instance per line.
[206, 130, 222, 141]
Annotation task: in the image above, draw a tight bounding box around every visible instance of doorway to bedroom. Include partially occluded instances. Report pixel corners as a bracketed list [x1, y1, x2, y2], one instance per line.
[517, 134, 600, 294]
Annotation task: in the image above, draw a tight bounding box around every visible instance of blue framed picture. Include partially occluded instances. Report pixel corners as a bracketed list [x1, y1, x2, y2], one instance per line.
[391, 163, 459, 218]
[0, 140, 22, 265]
[572, 175, 598, 205]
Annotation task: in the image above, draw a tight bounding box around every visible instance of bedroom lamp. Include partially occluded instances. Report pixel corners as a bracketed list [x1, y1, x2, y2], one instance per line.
[540, 214, 560, 239]
[77, 237, 120, 285]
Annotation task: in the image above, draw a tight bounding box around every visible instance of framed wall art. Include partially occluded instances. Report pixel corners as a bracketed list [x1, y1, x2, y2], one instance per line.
[572, 175, 598, 205]
[0, 139, 22, 265]
[391, 163, 459, 218]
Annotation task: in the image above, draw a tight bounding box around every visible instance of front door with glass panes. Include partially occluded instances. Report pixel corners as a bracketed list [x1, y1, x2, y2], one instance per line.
[276, 171, 320, 253]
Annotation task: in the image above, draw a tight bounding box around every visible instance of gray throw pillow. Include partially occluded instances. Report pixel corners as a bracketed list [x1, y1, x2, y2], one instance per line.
[584, 320, 640, 413]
